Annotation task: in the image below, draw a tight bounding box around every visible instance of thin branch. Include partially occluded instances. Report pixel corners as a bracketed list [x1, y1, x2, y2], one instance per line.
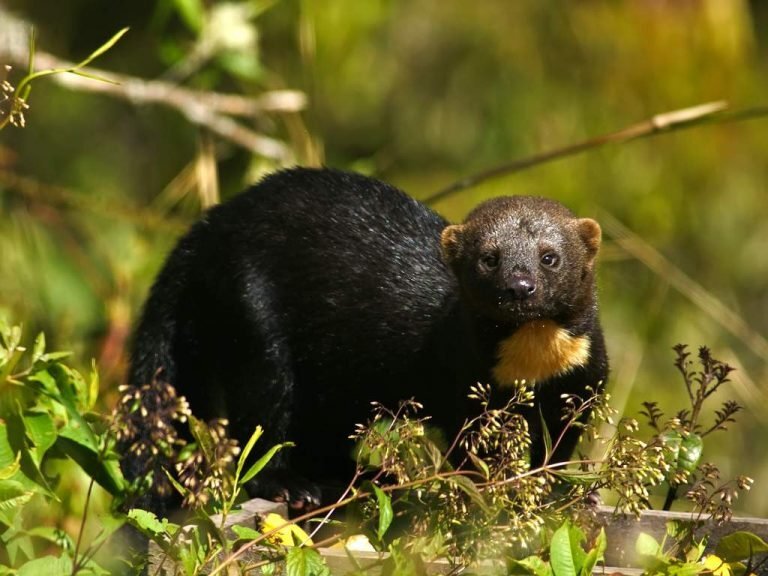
[0, 170, 189, 232]
[598, 209, 768, 363]
[0, 10, 305, 159]
[426, 101, 768, 203]
[71, 478, 95, 576]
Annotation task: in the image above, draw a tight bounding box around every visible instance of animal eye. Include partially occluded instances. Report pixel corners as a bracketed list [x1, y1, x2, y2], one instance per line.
[480, 253, 499, 270]
[541, 252, 560, 268]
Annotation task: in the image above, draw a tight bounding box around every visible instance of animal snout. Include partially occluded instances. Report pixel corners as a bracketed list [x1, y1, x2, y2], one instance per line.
[507, 274, 537, 300]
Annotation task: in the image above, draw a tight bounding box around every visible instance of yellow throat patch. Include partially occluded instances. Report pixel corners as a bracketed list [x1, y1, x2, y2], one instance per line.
[492, 320, 591, 386]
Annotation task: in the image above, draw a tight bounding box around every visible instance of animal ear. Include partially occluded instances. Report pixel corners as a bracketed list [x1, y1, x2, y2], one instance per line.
[577, 218, 601, 260]
[441, 224, 465, 263]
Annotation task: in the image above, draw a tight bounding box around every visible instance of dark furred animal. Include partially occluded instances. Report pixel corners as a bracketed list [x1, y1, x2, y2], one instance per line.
[127, 167, 608, 509]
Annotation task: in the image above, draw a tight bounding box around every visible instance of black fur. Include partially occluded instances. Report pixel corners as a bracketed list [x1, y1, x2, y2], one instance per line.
[127, 167, 608, 508]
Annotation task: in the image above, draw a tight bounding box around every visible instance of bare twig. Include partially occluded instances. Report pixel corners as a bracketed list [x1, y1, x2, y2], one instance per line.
[71, 478, 95, 576]
[426, 101, 768, 203]
[0, 170, 189, 232]
[0, 9, 305, 159]
[598, 209, 768, 363]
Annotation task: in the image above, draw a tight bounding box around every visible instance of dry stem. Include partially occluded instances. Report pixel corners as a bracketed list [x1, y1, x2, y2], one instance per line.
[0, 9, 305, 159]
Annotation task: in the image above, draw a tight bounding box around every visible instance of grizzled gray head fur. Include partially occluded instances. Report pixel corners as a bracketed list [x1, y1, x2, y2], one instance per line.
[440, 196, 601, 329]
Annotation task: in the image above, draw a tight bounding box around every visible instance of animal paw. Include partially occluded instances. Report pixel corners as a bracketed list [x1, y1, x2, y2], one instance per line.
[246, 470, 323, 515]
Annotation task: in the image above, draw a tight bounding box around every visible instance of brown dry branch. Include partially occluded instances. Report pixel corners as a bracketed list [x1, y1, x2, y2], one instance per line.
[0, 9, 305, 159]
[428, 101, 768, 204]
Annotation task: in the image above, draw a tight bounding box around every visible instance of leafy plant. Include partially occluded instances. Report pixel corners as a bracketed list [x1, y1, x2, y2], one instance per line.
[0, 27, 128, 130]
[714, 531, 768, 575]
[1, 314, 760, 576]
[509, 520, 606, 576]
[0, 319, 126, 574]
[120, 409, 299, 575]
[634, 522, 768, 575]
[639, 345, 751, 515]
[327, 346, 756, 574]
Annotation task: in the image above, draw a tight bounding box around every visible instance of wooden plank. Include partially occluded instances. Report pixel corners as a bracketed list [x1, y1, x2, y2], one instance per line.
[148, 498, 768, 574]
[147, 499, 287, 573]
[595, 505, 768, 567]
[319, 546, 644, 575]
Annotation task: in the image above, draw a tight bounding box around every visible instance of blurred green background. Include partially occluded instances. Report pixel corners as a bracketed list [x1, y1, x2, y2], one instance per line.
[1, 0, 767, 516]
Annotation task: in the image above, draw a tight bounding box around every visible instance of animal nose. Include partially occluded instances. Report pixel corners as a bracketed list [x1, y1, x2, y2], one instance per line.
[508, 274, 536, 300]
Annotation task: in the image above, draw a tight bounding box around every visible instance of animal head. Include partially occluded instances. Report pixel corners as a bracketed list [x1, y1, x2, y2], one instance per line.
[440, 196, 601, 327]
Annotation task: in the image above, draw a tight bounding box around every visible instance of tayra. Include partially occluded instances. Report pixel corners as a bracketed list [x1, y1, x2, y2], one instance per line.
[127, 167, 608, 510]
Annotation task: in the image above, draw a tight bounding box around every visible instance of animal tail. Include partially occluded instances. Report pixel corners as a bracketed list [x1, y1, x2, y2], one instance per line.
[116, 230, 201, 513]
[127, 237, 196, 388]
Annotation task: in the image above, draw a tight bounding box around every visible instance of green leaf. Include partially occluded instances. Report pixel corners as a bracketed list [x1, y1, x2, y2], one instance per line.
[467, 451, 490, 480]
[539, 407, 553, 463]
[74, 28, 130, 69]
[552, 469, 602, 485]
[447, 473, 491, 513]
[0, 449, 21, 480]
[25, 526, 74, 551]
[567, 522, 587, 573]
[4, 412, 56, 497]
[372, 484, 393, 541]
[75, 558, 112, 576]
[55, 408, 98, 450]
[286, 547, 331, 576]
[192, 509, 226, 548]
[178, 526, 210, 575]
[550, 521, 578, 576]
[54, 437, 126, 495]
[1, 508, 33, 564]
[666, 519, 688, 539]
[40, 351, 72, 362]
[50, 363, 89, 411]
[188, 415, 217, 463]
[660, 430, 682, 466]
[28, 369, 58, 396]
[32, 366, 100, 454]
[23, 410, 57, 462]
[421, 436, 446, 471]
[635, 532, 661, 557]
[127, 508, 177, 538]
[17, 555, 73, 576]
[231, 524, 262, 542]
[352, 418, 396, 469]
[31, 332, 45, 364]
[581, 528, 606, 576]
[87, 359, 99, 410]
[668, 562, 709, 576]
[0, 479, 34, 514]
[2, 322, 24, 351]
[240, 441, 293, 485]
[684, 538, 706, 563]
[509, 556, 552, 576]
[637, 556, 672, 575]
[164, 468, 191, 499]
[715, 531, 768, 562]
[729, 561, 749, 576]
[677, 433, 703, 474]
[235, 425, 263, 483]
